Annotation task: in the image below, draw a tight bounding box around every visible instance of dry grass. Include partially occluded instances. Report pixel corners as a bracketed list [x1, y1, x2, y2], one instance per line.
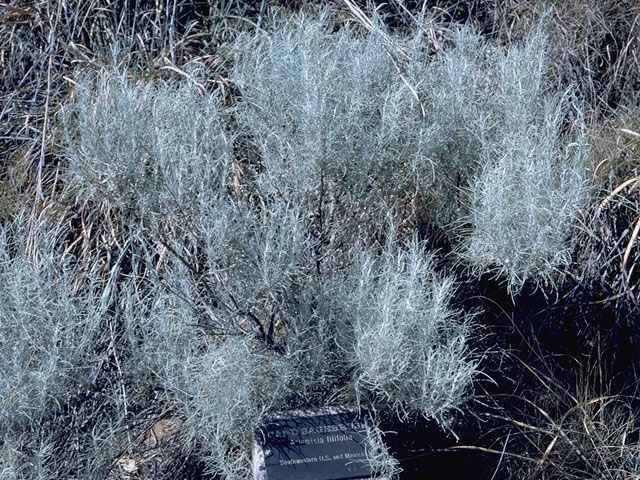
[499, 358, 640, 479]
[574, 112, 640, 306]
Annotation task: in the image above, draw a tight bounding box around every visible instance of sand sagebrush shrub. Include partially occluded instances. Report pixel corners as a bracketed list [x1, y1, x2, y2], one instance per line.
[62, 66, 232, 224]
[57, 11, 591, 475]
[58, 10, 607, 476]
[342, 238, 476, 424]
[405, 27, 492, 226]
[198, 198, 309, 322]
[0, 215, 102, 429]
[0, 213, 124, 479]
[125, 273, 298, 479]
[232, 12, 439, 263]
[461, 29, 590, 294]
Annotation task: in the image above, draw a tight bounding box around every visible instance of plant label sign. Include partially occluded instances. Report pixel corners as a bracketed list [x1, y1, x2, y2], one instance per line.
[252, 407, 374, 480]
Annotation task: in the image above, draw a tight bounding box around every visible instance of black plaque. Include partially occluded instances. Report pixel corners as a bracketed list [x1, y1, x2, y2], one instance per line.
[252, 407, 374, 480]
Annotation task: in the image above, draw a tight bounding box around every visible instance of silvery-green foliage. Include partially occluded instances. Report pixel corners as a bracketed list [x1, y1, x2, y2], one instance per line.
[269, 282, 356, 406]
[62, 63, 313, 477]
[0, 214, 120, 479]
[461, 30, 590, 294]
[0, 434, 54, 480]
[134, 283, 295, 479]
[406, 24, 589, 292]
[62, 66, 232, 223]
[361, 421, 402, 479]
[406, 28, 491, 226]
[341, 237, 476, 424]
[199, 198, 309, 319]
[232, 14, 589, 295]
[147, 197, 310, 342]
[52, 11, 591, 476]
[63, 64, 310, 339]
[0, 443, 21, 480]
[232, 12, 433, 264]
[0, 215, 102, 429]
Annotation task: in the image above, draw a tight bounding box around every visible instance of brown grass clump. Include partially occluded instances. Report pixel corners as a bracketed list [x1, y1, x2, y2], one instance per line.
[497, 356, 640, 479]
